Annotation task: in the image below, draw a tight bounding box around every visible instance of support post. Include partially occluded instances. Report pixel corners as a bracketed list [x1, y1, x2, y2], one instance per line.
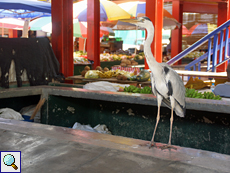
[51, 0, 73, 78]
[87, 0, 100, 69]
[145, 0, 163, 69]
[217, 2, 228, 72]
[171, 0, 183, 65]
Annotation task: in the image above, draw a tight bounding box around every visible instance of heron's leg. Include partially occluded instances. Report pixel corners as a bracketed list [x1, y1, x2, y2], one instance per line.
[168, 107, 174, 145]
[160, 97, 177, 150]
[148, 96, 162, 148]
[149, 104, 161, 147]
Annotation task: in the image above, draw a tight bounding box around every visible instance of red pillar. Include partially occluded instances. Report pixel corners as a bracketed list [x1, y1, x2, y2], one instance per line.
[51, 0, 73, 78]
[145, 0, 163, 69]
[217, 2, 228, 72]
[87, 0, 100, 69]
[171, 0, 183, 65]
[8, 29, 17, 38]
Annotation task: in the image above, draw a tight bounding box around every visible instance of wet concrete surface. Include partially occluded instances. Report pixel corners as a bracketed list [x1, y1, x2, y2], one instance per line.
[0, 118, 229, 173]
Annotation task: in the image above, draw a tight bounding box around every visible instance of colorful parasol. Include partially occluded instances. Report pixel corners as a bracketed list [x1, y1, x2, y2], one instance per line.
[30, 17, 114, 38]
[29, 16, 51, 31]
[118, 2, 181, 30]
[73, 0, 131, 21]
[0, 18, 25, 30]
[189, 23, 217, 35]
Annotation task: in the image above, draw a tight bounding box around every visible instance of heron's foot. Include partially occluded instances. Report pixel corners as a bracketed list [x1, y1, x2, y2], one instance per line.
[139, 141, 156, 149]
[159, 144, 177, 150]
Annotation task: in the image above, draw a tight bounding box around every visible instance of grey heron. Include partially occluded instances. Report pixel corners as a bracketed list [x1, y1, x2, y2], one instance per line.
[120, 17, 186, 150]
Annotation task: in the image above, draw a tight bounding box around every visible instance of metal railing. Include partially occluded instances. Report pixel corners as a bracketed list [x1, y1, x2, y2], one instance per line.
[167, 20, 230, 72]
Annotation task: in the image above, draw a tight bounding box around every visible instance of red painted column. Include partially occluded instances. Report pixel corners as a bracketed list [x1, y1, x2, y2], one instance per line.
[145, 0, 163, 69]
[217, 2, 228, 72]
[87, 0, 100, 69]
[171, 0, 183, 65]
[8, 29, 17, 38]
[51, 0, 73, 78]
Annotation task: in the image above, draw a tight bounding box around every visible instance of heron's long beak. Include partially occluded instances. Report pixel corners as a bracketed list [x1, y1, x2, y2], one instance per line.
[119, 18, 139, 24]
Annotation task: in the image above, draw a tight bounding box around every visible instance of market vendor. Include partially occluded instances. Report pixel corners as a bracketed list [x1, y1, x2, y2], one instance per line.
[213, 63, 230, 97]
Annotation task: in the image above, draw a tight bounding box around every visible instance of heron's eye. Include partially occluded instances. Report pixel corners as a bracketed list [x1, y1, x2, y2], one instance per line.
[140, 19, 145, 23]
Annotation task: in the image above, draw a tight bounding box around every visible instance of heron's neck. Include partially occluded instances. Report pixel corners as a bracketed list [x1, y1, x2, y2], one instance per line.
[144, 27, 161, 73]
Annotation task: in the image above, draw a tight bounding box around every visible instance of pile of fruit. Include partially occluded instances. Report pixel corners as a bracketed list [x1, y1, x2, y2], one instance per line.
[81, 66, 133, 80]
[120, 59, 138, 67]
[74, 51, 145, 62]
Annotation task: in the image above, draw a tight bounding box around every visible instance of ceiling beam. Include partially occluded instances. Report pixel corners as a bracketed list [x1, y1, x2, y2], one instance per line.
[183, 2, 218, 14]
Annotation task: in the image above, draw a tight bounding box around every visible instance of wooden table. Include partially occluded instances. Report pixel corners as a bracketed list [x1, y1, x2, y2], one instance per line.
[67, 75, 151, 86]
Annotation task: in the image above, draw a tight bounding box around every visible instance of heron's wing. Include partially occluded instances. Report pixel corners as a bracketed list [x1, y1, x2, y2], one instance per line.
[151, 71, 172, 109]
[161, 63, 186, 108]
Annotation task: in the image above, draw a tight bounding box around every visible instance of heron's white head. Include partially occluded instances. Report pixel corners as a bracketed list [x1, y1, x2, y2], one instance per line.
[119, 17, 154, 31]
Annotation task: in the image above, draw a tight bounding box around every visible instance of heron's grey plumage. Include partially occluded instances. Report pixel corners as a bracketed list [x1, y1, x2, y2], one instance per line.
[120, 16, 186, 149]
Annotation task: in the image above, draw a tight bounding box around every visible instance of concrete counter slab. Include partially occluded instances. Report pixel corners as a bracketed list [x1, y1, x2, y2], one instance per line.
[0, 118, 229, 173]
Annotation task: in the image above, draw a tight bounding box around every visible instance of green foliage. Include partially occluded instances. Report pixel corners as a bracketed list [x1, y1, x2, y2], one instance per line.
[123, 86, 152, 94]
[123, 86, 222, 100]
[185, 88, 222, 100]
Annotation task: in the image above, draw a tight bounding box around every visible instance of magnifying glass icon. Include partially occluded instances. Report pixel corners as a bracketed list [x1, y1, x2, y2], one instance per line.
[3, 154, 18, 170]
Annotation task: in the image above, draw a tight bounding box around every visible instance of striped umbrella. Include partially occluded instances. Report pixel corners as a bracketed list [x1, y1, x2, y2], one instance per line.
[30, 17, 114, 38]
[0, 18, 25, 30]
[118, 2, 181, 30]
[73, 0, 131, 21]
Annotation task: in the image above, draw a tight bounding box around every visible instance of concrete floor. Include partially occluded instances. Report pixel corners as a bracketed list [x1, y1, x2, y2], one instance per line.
[0, 118, 229, 173]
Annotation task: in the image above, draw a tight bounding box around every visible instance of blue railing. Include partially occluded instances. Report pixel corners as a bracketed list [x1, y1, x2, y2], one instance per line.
[167, 20, 230, 72]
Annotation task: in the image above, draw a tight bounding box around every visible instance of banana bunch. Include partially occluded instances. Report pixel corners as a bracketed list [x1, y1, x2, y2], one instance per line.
[185, 88, 221, 100]
[114, 69, 133, 78]
[98, 71, 116, 78]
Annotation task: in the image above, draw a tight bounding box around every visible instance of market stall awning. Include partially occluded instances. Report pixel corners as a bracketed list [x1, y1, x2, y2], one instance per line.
[0, 0, 51, 19]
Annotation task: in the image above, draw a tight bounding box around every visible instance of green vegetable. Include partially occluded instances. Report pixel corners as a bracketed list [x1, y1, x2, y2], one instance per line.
[185, 88, 222, 100]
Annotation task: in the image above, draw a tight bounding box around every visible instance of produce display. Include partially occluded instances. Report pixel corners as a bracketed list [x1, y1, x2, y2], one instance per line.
[73, 51, 145, 63]
[120, 59, 139, 67]
[136, 70, 150, 82]
[123, 85, 152, 94]
[185, 88, 221, 100]
[122, 86, 222, 100]
[74, 51, 91, 64]
[81, 65, 134, 80]
[100, 53, 144, 62]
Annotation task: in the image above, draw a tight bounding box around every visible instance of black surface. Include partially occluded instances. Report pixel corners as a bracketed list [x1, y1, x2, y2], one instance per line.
[0, 37, 60, 88]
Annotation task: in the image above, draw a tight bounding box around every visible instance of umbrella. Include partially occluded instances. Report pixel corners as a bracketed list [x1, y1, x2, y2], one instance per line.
[101, 20, 144, 30]
[189, 23, 217, 35]
[0, 18, 25, 30]
[30, 17, 114, 38]
[29, 16, 51, 31]
[118, 2, 181, 30]
[0, 0, 51, 19]
[73, 0, 131, 21]
[182, 25, 189, 36]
